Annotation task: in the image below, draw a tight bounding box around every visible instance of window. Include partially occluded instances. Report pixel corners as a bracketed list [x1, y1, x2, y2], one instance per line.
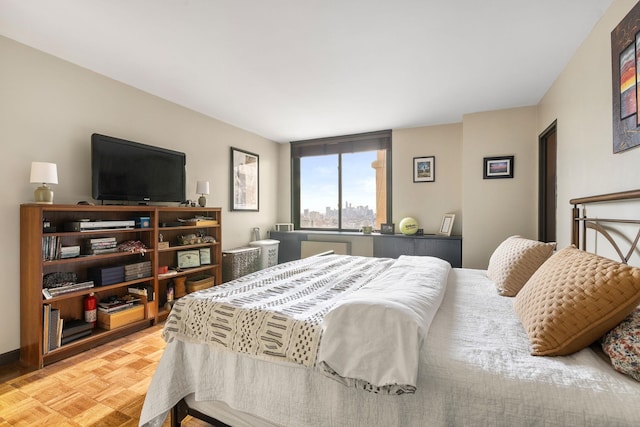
[291, 130, 392, 231]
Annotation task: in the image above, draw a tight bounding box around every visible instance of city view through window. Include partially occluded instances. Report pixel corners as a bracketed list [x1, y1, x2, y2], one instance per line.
[300, 151, 379, 229]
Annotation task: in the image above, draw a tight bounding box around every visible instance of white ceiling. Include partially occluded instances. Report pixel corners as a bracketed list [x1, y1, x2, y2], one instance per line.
[0, 0, 613, 143]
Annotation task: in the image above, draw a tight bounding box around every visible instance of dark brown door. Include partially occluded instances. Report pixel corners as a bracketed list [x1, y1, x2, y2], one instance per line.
[539, 121, 557, 242]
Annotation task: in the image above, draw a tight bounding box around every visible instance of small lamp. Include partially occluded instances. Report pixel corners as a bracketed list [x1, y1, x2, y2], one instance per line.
[196, 180, 209, 207]
[30, 162, 58, 204]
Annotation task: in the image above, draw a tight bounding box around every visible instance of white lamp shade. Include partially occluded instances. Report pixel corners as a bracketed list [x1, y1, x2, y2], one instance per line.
[30, 162, 58, 184]
[196, 180, 210, 195]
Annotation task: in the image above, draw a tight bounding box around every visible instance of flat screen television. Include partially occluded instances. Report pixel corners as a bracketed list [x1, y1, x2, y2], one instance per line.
[91, 133, 186, 203]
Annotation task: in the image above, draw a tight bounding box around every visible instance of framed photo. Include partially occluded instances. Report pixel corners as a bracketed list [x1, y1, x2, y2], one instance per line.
[230, 147, 259, 211]
[413, 156, 435, 182]
[438, 213, 455, 236]
[483, 156, 514, 179]
[380, 223, 395, 235]
[177, 249, 201, 269]
[199, 247, 211, 265]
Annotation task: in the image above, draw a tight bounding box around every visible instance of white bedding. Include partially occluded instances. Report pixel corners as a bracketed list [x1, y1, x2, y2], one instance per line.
[140, 267, 640, 427]
[319, 255, 450, 392]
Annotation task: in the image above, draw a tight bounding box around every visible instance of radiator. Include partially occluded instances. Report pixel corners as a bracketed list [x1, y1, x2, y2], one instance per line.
[301, 241, 350, 258]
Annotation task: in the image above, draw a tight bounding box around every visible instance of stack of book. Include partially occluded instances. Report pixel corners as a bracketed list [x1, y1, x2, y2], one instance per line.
[128, 285, 155, 301]
[59, 245, 80, 259]
[85, 237, 118, 255]
[42, 281, 94, 299]
[98, 296, 139, 314]
[124, 261, 152, 281]
[60, 319, 93, 345]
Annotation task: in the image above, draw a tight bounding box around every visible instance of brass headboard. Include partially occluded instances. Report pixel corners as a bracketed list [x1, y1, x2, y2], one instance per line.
[571, 189, 640, 264]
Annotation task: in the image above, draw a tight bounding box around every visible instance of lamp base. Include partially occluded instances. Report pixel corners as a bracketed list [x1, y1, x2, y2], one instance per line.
[198, 195, 206, 207]
[34, 184, 54, 204]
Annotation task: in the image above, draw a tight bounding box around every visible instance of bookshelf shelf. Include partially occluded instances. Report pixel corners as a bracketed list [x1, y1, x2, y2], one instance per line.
[20, 204, 222, 369]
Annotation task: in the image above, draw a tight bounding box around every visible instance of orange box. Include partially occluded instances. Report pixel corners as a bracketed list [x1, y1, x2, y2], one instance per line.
[97, 305, 145, 330]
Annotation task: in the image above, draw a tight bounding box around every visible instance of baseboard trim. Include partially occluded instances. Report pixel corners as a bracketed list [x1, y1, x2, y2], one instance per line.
[0, 349, 20, 366]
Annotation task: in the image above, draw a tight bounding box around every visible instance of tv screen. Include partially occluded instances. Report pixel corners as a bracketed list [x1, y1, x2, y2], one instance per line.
[91, 133, 186, 203]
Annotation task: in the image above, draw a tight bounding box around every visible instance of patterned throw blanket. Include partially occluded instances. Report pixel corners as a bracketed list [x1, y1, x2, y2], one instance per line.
[164, 255, 395, 368]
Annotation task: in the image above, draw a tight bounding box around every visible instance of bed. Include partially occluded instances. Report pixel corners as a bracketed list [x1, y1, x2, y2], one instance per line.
[140, 190, 640, 427]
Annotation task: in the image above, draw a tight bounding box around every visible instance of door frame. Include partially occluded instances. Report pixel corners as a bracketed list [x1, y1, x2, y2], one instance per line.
[538, 120, 557, 242]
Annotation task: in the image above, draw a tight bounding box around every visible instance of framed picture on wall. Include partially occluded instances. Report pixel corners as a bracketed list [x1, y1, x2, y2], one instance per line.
[611, 1, 640, 153]
[230, 147, 259, 211]
[413, 156, 435, 182]
[483, 156, 514, 179]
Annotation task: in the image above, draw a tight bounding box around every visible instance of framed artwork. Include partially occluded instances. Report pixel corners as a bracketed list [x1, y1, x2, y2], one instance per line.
[380, 223, 395, 235]
[413, 156, 435, 182]
[199, 247, 211, 265]
[612, 1, 640, 153]
[438, 213, 455, 236]
[177, 250, 201, 269]
[483, 156, 514, 179]
[230, 147, 259, 211]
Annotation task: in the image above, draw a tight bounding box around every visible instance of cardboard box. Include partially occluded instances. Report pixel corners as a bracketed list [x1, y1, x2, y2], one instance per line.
[97, 305, 144, 330]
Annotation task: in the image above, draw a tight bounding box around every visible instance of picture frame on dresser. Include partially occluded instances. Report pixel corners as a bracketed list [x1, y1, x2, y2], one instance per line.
[438, 213, 455, 236]
[380, 223, 395, 235]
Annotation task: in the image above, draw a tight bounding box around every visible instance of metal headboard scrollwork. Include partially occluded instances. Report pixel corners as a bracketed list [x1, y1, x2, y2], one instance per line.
[571, 189, 640, 265]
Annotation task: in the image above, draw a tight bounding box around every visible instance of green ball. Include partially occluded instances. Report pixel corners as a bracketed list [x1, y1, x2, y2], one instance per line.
[399, 217, 418, 235]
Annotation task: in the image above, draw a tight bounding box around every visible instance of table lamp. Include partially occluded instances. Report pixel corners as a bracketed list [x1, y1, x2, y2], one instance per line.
[30, 162, 58, 204]
[196, 180, 209, 207]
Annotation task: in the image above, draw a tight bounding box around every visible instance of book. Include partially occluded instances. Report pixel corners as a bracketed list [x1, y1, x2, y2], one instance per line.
[62, 319, 93, 337]
[56, 317, 64, 349]
[61, 329, 92, 345]
[42, 305, 50, 354]
[48, 308, 60, 352]
[87, 237, 117, 244]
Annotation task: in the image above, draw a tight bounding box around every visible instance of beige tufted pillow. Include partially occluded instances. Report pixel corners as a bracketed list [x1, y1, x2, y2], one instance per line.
[514, 245, 640, 356]
[487, 236, 556, 296]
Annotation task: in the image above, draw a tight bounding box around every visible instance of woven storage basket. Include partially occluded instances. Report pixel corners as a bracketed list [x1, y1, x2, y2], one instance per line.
[222, 246, 261, 282]
[186, 275, 214, 293]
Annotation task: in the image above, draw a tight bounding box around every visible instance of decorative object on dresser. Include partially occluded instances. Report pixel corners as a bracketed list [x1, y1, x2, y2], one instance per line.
[380, 223, 395, 235]
[399, 217, 419, 235]
[196, 180, 209, 207]
[437, 213, 456, 236]
[29, 161, 58, 204]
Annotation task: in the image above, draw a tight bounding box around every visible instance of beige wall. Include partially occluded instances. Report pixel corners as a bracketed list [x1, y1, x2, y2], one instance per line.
[462, 107, 539, 268]
[1, 36, 280, 355]
[391, 124, 463, 235]
[538, 0, 640, 250]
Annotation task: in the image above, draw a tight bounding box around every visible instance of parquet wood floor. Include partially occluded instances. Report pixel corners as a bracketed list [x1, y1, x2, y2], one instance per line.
[0, 323, 210, 426]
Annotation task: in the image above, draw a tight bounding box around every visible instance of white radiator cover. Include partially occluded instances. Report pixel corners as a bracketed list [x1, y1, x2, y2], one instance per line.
[301, 241, 350, 258]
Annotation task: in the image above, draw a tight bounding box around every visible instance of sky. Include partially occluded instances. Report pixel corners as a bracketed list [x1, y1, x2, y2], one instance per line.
[300, 151, 377, 213]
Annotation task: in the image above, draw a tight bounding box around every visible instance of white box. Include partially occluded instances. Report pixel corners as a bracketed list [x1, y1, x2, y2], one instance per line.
[274, 223, 293, 232]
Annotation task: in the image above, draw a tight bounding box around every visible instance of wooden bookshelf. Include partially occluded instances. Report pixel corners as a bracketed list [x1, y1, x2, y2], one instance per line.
[20, 204, 222, 368]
